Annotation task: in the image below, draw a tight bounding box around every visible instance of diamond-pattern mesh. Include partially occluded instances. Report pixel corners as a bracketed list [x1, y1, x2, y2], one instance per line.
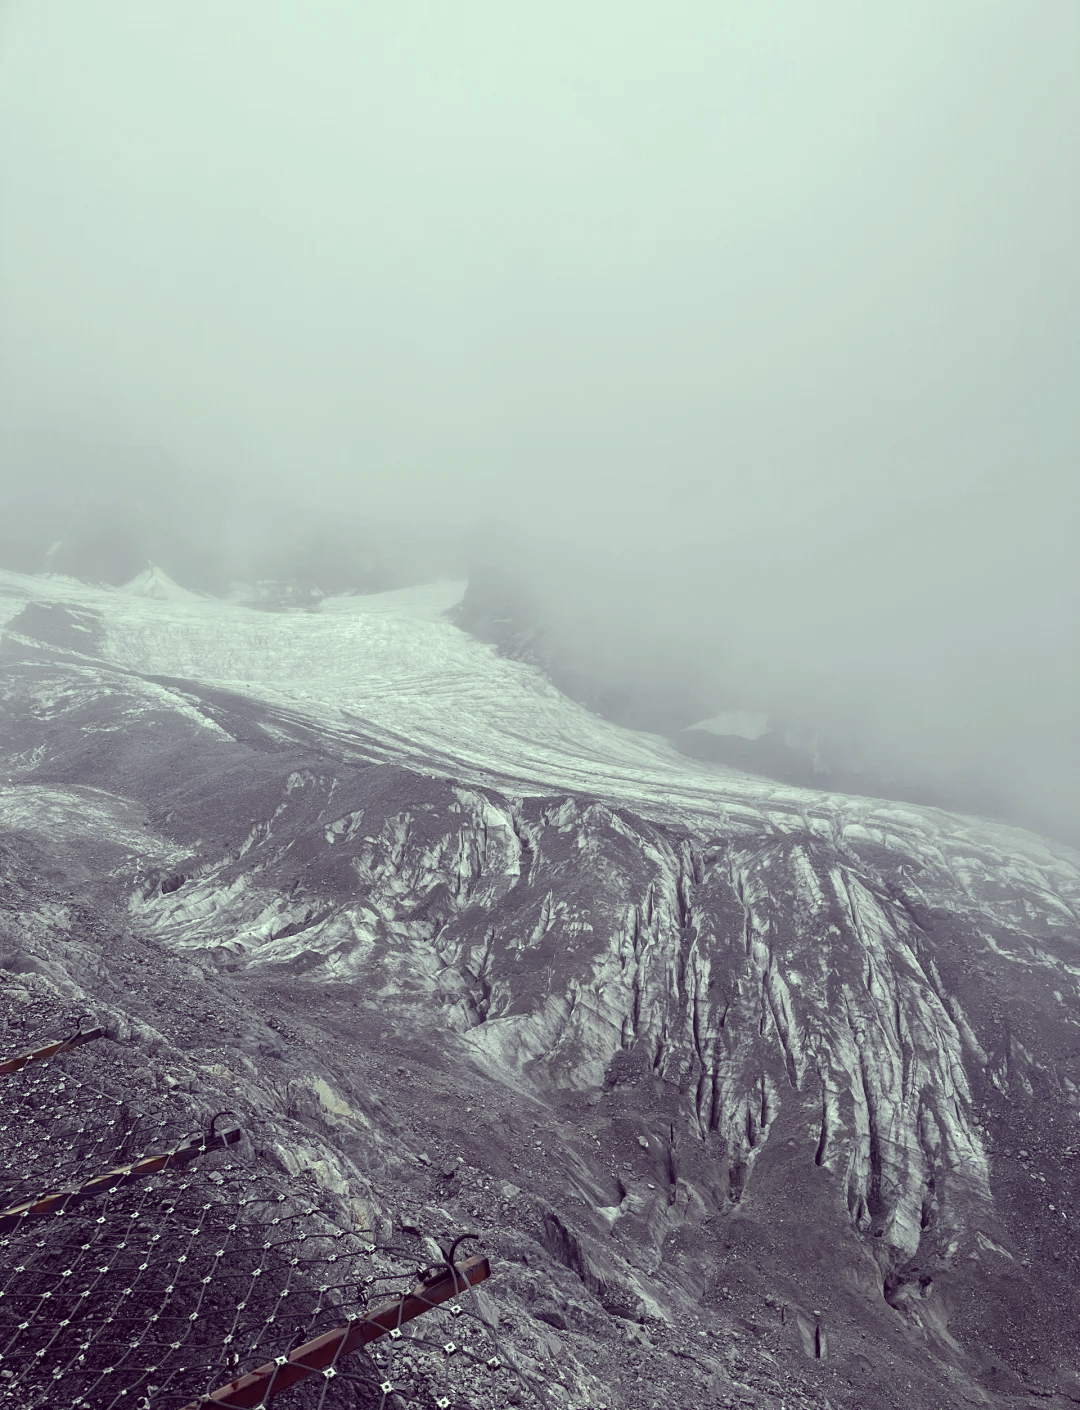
[0, 1006, 549, 1410]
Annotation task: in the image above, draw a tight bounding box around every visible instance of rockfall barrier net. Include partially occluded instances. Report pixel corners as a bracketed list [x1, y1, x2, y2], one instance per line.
[0, 1003, 550, 1410]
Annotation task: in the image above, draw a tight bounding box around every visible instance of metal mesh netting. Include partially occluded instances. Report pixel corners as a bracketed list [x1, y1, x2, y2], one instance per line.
[3, 1163, 365, 1408]
[0, 1005, 550, 1410]
[0, 1032, 189, 1217]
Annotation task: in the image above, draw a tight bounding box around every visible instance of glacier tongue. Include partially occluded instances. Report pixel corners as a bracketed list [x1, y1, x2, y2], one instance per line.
[123, 775, 1040, 1279]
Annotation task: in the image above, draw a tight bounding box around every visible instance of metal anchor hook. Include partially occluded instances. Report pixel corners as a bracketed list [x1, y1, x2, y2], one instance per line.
[413, 1231, 480, 1288]
[206, 1110, 239, 1145]
[441, 1233, 480, 1266]
[73, 1012, 97, 1035]
[426, 1232, 481, 1290]
[288, 1322, 313, 1353]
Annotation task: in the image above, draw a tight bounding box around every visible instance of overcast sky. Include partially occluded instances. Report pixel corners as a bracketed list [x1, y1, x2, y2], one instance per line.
[1, 2, 1078, 837]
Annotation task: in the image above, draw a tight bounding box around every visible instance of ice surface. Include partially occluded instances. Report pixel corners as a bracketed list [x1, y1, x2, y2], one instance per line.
[3, 569, 1080, 898]
[0, 784, 185, 871]
[0, 578, 31, 629]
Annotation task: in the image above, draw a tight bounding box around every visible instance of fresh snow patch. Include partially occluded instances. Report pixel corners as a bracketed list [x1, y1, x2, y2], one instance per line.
[686, 711, 773, 740]
[317, 579, 465, 620]
[116, 564, 202, 601]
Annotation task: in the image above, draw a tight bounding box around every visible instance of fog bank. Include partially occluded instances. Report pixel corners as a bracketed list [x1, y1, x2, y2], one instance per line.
[1, 1, 1077, 839]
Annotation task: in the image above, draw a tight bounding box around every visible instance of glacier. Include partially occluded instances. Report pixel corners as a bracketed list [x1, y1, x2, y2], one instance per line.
[2, 565, 1080, 1409]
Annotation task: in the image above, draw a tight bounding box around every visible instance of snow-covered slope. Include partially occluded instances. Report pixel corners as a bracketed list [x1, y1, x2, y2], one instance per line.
[114, 562, 203, 602]
[0, 568, 1071, 864]
[12, 569, 748, 815]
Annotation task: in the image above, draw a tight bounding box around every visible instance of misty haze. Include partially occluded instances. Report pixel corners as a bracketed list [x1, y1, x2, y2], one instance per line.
[1, 5, 1078, 1410]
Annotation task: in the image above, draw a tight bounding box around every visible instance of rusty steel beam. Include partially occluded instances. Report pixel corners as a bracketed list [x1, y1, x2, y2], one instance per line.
[0, 1126, 242, 1235]
[182, 1255, 492, 1409]
[0, 1025, 104, 1077]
